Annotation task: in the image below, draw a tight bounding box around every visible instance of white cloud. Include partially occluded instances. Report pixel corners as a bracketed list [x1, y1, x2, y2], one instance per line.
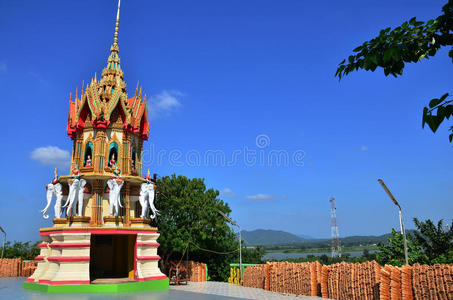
[0, 62, 6, 72]
[30, 146, 70, 169]
[148, 90, 183, 118]
[245, 193, 276, 202]
[361, 145, 368, 152]
[220, 188, 237, 198]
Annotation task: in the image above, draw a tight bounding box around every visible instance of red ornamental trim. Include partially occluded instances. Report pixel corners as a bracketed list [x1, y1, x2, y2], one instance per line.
[40, 229, 157, 236]
[34, 256, 44, 261]
[134, 238, 138, 280]
[47, 256, 90, 262]
[91, 120, 110, 129]
[38, 279, 51, 284]
[49, 243, 91, 248]
[49, 280, 90, 285]
[136, 242, 160, 247]
[137, 275, 168, 282]
[38, 243, 48, 248]
[136, 256, 161, 261]
[26, 278, 35, 282]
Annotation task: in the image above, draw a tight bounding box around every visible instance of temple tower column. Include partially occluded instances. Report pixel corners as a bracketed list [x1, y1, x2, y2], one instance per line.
[122, 182, 131, 226]
[122, 132, 131, 175]
[94, 129, 107, 173]
[72, 133, 83, 169]
[91, 179, 104, 226]
[138, 140, 143, 176]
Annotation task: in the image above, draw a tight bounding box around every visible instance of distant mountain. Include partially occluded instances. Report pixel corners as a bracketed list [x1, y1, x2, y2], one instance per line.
[297, 234, 314, 239]
[241, 229, 414, 247]
[241, 229, 306, 246]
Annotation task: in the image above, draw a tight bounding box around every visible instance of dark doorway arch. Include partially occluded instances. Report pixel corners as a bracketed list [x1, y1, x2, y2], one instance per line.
[108, 142, 119, 167]
[131, 147, 137, 171]
[84, 142, 93, 167]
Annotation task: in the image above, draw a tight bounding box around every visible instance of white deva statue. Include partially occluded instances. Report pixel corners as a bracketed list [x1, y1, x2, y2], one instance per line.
[63, 166, 86, 216]
[107, 166, 124, 217]
[139, 170, 159, 219]
[41, 168, 64, 219]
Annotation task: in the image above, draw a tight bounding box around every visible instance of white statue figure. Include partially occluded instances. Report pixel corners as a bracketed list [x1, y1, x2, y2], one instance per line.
[107, 166, 124, 217]
[63, 166, 86, 216]
[138, 170, 159, 219]
[41, 168, 64, 219]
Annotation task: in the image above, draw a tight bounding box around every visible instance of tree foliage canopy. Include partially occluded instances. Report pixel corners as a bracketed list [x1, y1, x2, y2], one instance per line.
[377, 218, 453, 266]
[336, 0, 453, 142]
[376, 228, 429, 266]
[412, 218, 453, 263]
[2, 241, 40, 260]
[155, 174, 241, 281]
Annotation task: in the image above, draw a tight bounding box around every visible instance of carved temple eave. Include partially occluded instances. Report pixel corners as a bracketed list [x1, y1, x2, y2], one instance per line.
[58, 174, 146, 184]
[39, 226, 158, 234]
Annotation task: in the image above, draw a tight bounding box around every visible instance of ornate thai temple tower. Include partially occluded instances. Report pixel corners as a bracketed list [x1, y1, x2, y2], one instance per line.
[23, 0, 169, 293]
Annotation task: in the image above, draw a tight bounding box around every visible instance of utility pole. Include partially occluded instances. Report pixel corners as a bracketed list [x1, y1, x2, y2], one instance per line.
[218, 210, 242, 282]
[0, 226, 6, 258]
[330, 197, 341, 258]
[378, 179, 409, 265]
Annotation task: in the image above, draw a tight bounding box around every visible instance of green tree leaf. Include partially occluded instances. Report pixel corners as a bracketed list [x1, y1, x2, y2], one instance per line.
[335, 1, 453, 142]
[429, 98, 442, 108]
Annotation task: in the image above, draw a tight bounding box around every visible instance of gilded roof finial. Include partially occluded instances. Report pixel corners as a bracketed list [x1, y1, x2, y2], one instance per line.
[113, 0, 121, 47]
[54, 168, 58, 178]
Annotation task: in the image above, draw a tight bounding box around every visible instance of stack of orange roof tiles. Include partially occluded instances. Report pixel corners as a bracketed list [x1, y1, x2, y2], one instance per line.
[0, 258, 21, 277]
[325, 261, 381, 300]
[22, 260, 37, 278]
[316, 260, 323, 296]
[242, 265, 266, 289]
[256, 262, 319, 296]
[0, 258, 37, 277]
[380, 263, 453, 300]
[401, 265, 413, 300]
[380, 265, 391, 300]
[411, 264, 453, 300]
[242, 261, 453, 300]
[321, 264, 329, 298]
[183, 261, 207, 282]
[264, 263, 271, 290]
[390, 266, 402, 300]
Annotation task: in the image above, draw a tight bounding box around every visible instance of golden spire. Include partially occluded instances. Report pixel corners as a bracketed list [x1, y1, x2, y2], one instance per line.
[113, 0, 121, 46]
[54, 168, 58, 178]
[147, 169, 150, 177]
[99, 0, 125, 103]
[135, 81, 139, 97]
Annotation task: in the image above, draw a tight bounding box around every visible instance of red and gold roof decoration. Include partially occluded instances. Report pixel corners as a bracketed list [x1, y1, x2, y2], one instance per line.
[66, 78, 150, 140]
[66, 0, 150, 140]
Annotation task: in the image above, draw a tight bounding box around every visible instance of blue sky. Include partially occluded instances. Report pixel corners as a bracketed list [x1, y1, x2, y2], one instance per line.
[0, 0, 452, 242]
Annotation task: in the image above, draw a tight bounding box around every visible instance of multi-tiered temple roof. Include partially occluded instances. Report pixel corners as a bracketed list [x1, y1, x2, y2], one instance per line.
[67, 6, 149, 141]
[24, 1, 168, 292]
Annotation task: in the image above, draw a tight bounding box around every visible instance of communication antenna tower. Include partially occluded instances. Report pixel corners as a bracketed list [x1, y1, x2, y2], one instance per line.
[330, 197, 342, 258]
